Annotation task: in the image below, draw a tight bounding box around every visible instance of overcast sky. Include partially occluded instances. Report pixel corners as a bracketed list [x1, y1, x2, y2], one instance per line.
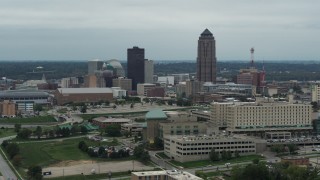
[0, 0, 319, 61]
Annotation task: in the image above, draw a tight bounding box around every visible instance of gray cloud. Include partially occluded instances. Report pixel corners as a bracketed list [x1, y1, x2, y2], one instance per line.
[0, 0, 319, 61]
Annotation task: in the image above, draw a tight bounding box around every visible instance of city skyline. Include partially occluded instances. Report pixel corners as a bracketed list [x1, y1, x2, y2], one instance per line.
[0, 1, 319, 61]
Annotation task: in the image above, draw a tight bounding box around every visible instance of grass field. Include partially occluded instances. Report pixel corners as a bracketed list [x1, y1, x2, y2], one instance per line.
[18, 137, 120, 168]
[156, 152, 170, 159]
[170, 155, 264, 168]
[46, 171, 131, 180]
[0, 128, 16, 138]
[0, 115, 57, 124]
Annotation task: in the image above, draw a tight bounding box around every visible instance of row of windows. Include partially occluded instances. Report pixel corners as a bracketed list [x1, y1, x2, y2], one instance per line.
[0, 97, 48, 100]
[177, 146, 255, 151]
[177, 141, 253, 146]
[176, 149, 255, 155]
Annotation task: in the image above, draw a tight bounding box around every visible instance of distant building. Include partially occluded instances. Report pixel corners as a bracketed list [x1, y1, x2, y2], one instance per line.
[157, 76, 174, 86]
[137, 83, 156, 96]
[112, 78, 132, 91]
[121, 122, 146, 135]
[145, 109, 168, 143]
[311, 84, 320, 103]
[186, 79, 203, 97]
[146, 87, 165, 97]
[0, 91, 51, 105]
[61, 77, 79, 88]
[84, 75, 98, 88]
[164, 134, 261, 162]
[88, 59, 103, 75]
[175, 83, 187, 98]
[211, 101, 312, 135]
[171, 73, 190, 84]
[0, 100, 16, 118]
[197, 29, 217, 83]
[111, 87, 127, 98]
[202, 82, 256, 97]
[127, 46, 145, 90]
[144, 59, 154, 84]
[131, 170, 203, 180]
[92, 117, 131, 128]
[159, 121, 207, 139]
[54, 88, 113, 105]
[106, 59, 125, 77]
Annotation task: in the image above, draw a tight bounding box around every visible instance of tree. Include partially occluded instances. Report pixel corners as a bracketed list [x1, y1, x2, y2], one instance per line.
[1, 140, 9, 148]
[80, 126, 88, 134]
[27, 165, 43, 180]
[226, 150, 232, 160]
[34, 126, 42, 139]
[17, 128, 32, 139]
[109, 151, 119, 159]
[234, 150, 240, 158]
[34, 104, 43, 111]
[5, 143, 20, 159]
[12, 154, 22, 167]
[98, 146, 106, 157]
[153, 137, 164, 149]
[252, 158, 260, 164]
[209, 148, 220, 161]
[105, 124, 121, 137]
[221, 150, 228, 160]
[14, 123, 21, 133]
[123, 130, 131, 138]
[80, 104, 87, 113]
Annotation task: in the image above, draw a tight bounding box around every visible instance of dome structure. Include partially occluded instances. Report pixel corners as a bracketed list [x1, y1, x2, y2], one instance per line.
[106, 59, 125, 77]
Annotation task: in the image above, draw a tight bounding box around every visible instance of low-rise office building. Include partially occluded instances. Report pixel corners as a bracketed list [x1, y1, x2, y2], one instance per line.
[0, 100, 16, 117]
[92, 117, 131, 128]
[54, 88, 113, 105]
[121, 122, 146, 135]
[164, 134, 263, 162]
[131, 170, 203, 180]
[137, 83, 156, 96]
[159, 121, 207, 139]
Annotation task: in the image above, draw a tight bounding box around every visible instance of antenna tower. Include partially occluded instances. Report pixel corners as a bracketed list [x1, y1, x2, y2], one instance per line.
[250, 47, 255, 68]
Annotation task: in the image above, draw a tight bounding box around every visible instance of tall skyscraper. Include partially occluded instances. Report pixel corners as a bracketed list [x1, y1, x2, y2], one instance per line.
[144, 59, 154, 84]
[127, 46, 145, 90]
[196, 29, 217, 83]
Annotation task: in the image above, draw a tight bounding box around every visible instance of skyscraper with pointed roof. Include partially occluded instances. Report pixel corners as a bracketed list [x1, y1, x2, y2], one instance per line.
[196, 28, 217, 83]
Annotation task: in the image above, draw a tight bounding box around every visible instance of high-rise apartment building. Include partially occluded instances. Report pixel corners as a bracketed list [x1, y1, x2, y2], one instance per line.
[196, 29, 217, 83]
[127, 46, 145, 90]
[88, 59, 103, 75]
[144, 59, 154, 84]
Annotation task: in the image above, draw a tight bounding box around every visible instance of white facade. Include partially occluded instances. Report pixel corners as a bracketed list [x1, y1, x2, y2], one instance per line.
[164, 134, 257, 162]
[311, 84, 320, 103]
[211, 102, 313, 132]
[157, 76, 175, 85]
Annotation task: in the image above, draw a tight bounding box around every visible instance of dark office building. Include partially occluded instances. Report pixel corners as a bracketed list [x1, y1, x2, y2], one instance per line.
[127, 46, 145, 90]
[196, 29, 217, 83]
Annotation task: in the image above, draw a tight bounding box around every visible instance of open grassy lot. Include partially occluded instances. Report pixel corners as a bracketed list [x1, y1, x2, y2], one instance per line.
[0, 128, 16, 138]
[18, 137, 120, 168]
[0, 115, 57, 124]
[45, 171, 131, 180]
[170, 155, 264, 168]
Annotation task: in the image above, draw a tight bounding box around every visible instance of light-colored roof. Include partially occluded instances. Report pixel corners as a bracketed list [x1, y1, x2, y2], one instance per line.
[0, 91, 50, 98]
[57, 88, 113, 94]
[93, 117, 131, 123]
[145, 109, 167, 120]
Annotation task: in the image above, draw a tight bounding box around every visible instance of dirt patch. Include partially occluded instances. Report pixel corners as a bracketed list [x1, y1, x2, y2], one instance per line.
[49, 160, 97, 167]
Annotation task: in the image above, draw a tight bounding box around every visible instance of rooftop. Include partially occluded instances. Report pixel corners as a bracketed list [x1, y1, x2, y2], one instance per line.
[132, 170, 203, 180]
[0, 91, 50, 98]
[145, 109, 168, 120]
[93, 117, 131, 123]
[201, 28, 213, 37]
[57, 88, 113, 94]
